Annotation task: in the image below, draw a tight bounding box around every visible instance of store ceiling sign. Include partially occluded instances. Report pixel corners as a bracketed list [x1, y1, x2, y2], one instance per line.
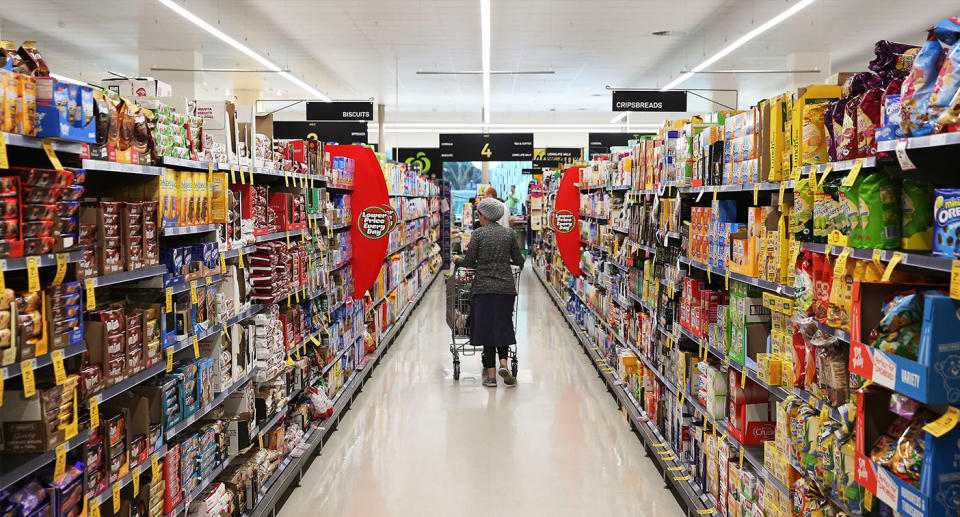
[394, 147, 443, 178]
[552, 166, 581, 276]
[588, 132, 651, 157]
[439, 133, 534, 161]
[305, 101, 374, 121]
[533, 147, 583, 170]
[273, 121, 368, 144]
[325, 144, 392, 299]
[612, 90, 687, 112]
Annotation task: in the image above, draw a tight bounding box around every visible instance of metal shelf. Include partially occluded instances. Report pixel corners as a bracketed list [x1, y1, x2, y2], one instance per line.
[877, 132, 960, 152]
[170, 305, 265, 354]
[161, 156, 214, 170]
[2, 249, 85, 271]
[163, 224, 218, 237]
[164, 368, 258, 440]
[1, 341, 87, 379]
[255, 229, 305, 243]
[81, 159, 165, 176]
[91, 444, 168, 506]
[255, 405, 287, 437]
[221, 245, 258, 260]
[3, 133, 85, 154]
[801, 241, 953, 274]
[679, 256, 795, 296]
[91, 265, 167, 287]
[167, 454, 238, 517]
[168, 273, 224, 295]
[0, 429, 91, 491]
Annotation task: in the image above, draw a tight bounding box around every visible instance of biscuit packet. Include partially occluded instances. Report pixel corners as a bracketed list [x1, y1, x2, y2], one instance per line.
[932, 188, 960, 258]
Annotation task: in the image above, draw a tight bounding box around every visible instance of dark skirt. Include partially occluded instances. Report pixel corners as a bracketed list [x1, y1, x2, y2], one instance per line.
[469, 293, 517, 348]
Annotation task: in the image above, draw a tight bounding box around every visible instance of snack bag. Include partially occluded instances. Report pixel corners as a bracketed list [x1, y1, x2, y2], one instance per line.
[869, 40, 921, 78]
[838, 94, 863, 160]
[840, 169, 864, 248]
[901, 179, 934, 251]
[802, 103, 829, 164]
[793, 178, 814, 241]
[891, 423, 924, 488]
[857, 172, 901, 249]
[856, 88, 884, 158]
[868, 290, 925, 361]
[827, 257, 856, 331]
[900, 32, 945, 136]
[813, 334, 849, 406]
[932, 188, 960, 258]
[812, 252, 831, 322]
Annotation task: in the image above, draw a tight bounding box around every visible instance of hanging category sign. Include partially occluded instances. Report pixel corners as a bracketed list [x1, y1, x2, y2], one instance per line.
[532, 147, 583, 170]
[327, 145, 395, 299]
[273, 121, 368, 144]
[394, 147, 443, 177]
[439, 133, 534, 161]
[552, 166, 581, 276]
[611, 90, 688, 112]
[305, 101, 374, 121]
[587, 132, 652, 157]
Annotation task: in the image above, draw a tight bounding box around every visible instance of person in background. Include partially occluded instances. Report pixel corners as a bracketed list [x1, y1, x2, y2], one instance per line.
[506, 184, 520, 215]
[483, 187, 511, 227]
[454, 197, 524, 387]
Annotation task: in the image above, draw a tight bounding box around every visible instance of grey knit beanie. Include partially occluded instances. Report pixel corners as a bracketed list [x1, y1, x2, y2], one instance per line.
[477, 197, 504, 223]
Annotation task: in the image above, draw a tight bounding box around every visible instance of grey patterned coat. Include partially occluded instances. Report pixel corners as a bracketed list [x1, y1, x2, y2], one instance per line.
[455, 221, 525, 296]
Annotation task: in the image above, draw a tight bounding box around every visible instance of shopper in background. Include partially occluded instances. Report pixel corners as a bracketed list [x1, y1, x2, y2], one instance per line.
[506, 184, 520, 215]
[483, 186, 511, 227]
[454, 197, 524, 387]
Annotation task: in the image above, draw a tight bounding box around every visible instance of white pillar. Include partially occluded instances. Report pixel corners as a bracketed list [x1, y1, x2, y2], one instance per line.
[138, 49, 203, 99]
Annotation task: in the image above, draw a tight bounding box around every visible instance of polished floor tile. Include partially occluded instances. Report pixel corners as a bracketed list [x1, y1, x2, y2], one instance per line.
[278, 268, 682, 517]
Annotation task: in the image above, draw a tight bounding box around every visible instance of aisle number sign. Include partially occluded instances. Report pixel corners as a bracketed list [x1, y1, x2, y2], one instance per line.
[439, 133, 534, 161]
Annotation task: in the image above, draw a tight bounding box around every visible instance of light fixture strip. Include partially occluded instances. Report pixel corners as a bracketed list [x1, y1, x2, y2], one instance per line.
[480, 0, 491, 124]
[661, 0, 815, 91]
[155, 0, 331, 102]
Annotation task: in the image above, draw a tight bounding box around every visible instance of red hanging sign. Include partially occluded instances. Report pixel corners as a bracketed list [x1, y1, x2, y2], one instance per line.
[552, 166, 581, 276]
[326, 145, 395, 299]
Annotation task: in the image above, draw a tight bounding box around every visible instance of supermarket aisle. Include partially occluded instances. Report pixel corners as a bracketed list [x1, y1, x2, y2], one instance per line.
[279, 267, 681, 517]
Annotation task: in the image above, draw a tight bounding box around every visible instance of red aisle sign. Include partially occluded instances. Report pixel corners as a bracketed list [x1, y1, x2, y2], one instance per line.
[326, 145, 396, 299]
[551, 166, 581, 276]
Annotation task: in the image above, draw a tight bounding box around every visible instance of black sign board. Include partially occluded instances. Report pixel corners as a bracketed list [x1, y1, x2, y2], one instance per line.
[588, 132, 652, 157]
[532, 147, 583, 170]
[521, 168, 538, 175]
[439, 133, 534, 161]
[394, 147, 443, 178]
[305, 101, 374, 121]
[612, 90, 687, 112]
[273, 121, 368, 144]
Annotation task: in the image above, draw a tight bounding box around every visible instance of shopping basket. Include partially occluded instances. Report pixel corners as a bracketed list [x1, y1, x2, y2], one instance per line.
[445, 265, 521, 380]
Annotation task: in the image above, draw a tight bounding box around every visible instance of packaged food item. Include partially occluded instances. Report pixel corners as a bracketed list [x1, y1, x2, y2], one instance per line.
[857, 172, 901, 249]
[869, 290, 925, 361]
[856, 87, 884, 157]
[812, 333, 849, 406]
[793, 178, 814, 241]
[933, 188, 960, 258]
[794, 251, 815, 313]
[801, 103, 829, 164]
[901, 180, 934, 251]
[841, 175, 864, 248]
[900, 32, 945, 137]
[869, 40, 921, 78]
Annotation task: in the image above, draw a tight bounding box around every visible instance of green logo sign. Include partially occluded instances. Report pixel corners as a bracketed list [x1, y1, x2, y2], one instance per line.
[404, 152, 432, 174]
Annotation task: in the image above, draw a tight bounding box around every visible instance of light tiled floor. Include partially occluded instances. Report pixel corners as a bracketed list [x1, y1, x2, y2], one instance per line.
[278, 267, 682, 517]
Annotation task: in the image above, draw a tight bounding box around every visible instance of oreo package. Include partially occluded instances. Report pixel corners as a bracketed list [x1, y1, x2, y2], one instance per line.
[933, 188, 960, 258]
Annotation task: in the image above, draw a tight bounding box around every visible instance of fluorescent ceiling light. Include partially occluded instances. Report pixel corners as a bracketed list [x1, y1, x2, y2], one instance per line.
[610, 112, 629, 123]
[661, 0, 815, 91]
[50, 73, 89, 86]
[155, 0, 331, 102]
[480, 0, 491, 124]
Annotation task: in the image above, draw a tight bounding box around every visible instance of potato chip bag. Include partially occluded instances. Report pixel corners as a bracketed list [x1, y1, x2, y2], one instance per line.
[858, 172, 901, 249]
[900, 32, 945, 136]
[802, 103, 829, 164]
[901, 179, 934, 251]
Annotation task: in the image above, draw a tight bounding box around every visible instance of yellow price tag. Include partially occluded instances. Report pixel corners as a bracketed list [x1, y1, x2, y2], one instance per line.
[712, 186, 718, 203]
[205, 275, 211, 286]
[832, 248, 851, 280]
[843, 158, 864, 187]
[85, 278, 96, 310]
[247, 166, 253, 186]
[192, 335, 200, 358]
[208, 162, 214, 174]
[220, 254, 227, 274]
[881, 251, 903, 282]
[112, 483, 120, 513]
[189, 280, 197, 305]
[923, 406, 959, 437]
[753, 183, 759, 205]
[0, 371, 4, 407]
[719, 432, 728, 443]
[872, 248, 884, 268]
[817, 163, 834, 188]
[667, 466, 684, 471]
[90, 396, 99, 429]
[724, 269, 730, 290]
[310, 334, 321, 346]
[0, 266, 5, 291]
[151, 454, 160, 479]
[26, 256, 40, 292]
[51, 350, 66, 385]
[294, 347, 301, 360]
[41, 139, 64, 170]
[741, 369, 747, 389]
[230, 165, 236, 184]
[739, 447, 745, 469]
[778, 181, 786, 208]
[652, 442, 668, 447]
[132, 465, 140, 497]
[674, 475, 692, 481]
[166, 347, 174, 372]
[89, 497, 100, 517]
[54, 443, 66, 479]
[791, 166, 802, 181]
[165, 288, 173, 313]
[950, 261, 960, 300]
[21, 359, 35, 398]
[0, 133, 8, 169]
[258, 433, 264, 449]
[52, 253, 67, 286]
[237, 249, 245, 269]
[697, 509, 717, 515]
[662, 454, 677, 461]
[284, 169, 290, 187]
[239, 165, 246, 184]
[286, 354, 294, 366]
[706, 265, 711, 283]
[679, 391, 685, 406]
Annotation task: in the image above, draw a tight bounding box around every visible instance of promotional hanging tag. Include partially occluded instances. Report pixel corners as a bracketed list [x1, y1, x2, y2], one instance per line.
[42, 139, 64, 170]
[21, 359, 35, 398]
[26, 256, 40, 292]
[52, 253, 67, 286]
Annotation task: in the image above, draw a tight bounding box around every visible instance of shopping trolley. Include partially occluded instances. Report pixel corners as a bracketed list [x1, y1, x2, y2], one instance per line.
[445, 266, 521, 381]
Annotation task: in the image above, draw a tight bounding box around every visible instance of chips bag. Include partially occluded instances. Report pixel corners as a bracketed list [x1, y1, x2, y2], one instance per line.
[857, 87, 884, 157]
[802, 103, 830, 164]
[869, 289, 925, 361]
[900, 32, 946, 136]
[857, 172, 901, 249]
[901, 179, 934, 251]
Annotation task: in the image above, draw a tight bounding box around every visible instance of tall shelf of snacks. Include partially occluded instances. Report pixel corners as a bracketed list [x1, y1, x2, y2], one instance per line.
[0, 42, 441, 517]
[533, 26, 960, 517]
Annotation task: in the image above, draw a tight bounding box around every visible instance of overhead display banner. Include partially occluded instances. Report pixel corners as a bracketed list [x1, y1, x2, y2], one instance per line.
[394, 147, 443, 178]
[551, 166, 581, 276]
[325, 145, 394, 299]
[439, 133, 534, 161]
[305, 101, 374, 121]
[273, 121, 368, 144]
[532, 147, 584, 170]
[612, 90, 687, 112]
[588, 132, 651, 157]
